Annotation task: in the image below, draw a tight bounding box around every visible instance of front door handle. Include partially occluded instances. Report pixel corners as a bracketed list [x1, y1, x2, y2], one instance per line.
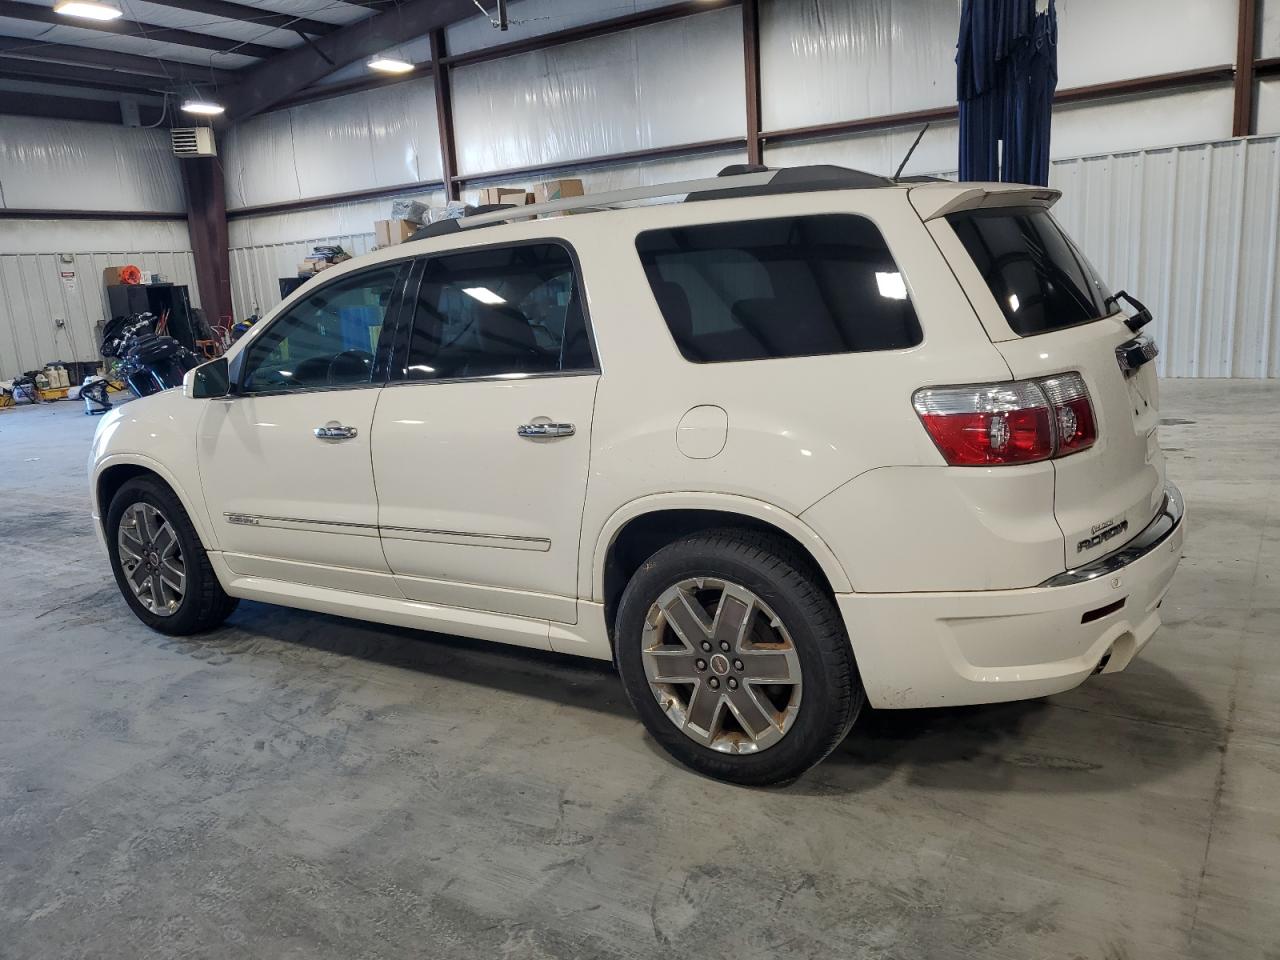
[314, 424, 359, 440]
[517, 422, 575, 439]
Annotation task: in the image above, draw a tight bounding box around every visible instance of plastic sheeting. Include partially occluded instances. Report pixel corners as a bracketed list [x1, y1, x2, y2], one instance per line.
[760, 0, 1235, 133]
[0, 222, 198, 379]
[760, 0, 961, 130]
[765, 123, 961, 178]
[1266, 0, 1280, 58]
[451, 7, 744, 176]
[765, 88, 1235, 176]
[1055, 0, 1235, 88]
[0, 118, 184, 213]
[1259, 79, 1280, 137]
[221, 80, 442, 210]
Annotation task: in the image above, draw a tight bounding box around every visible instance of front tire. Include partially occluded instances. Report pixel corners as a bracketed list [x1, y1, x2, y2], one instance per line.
[615, 529, 863, 785]
[106, 476, 238, 636]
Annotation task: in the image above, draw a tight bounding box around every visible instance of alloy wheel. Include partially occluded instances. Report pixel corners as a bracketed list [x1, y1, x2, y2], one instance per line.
[641, 577, 802, 754]
[117, 502, 185, 617]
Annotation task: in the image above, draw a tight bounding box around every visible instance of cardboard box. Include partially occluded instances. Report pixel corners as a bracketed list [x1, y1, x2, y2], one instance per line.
[533, 178, 585, 204]
[374, 219, 418, 247]
[102, 266, 130, 286]
[478, 187, 531, 207]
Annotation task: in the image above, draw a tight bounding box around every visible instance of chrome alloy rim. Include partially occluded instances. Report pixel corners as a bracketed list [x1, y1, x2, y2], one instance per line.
[117, 502, 185, 617]
[641, 578, 802, 754]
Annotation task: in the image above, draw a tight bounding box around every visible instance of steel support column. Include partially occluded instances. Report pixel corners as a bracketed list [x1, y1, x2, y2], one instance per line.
[1234, 0, 1260, 136]
[431, 29, 460, 201]
[180, 157, 234, 330]
[742, 0, 762, 165]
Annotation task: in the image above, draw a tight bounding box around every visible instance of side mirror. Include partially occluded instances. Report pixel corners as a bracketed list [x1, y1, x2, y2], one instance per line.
[189, 356, 231, 399]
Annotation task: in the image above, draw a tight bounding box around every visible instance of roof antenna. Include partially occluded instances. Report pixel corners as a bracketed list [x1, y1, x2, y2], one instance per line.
[893, 123, 931, 181]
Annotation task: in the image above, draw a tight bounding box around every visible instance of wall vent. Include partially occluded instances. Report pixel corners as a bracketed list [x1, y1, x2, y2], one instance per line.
[171, 127, 216, 158]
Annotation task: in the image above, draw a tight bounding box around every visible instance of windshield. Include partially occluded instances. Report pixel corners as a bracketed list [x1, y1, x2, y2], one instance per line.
[946, 206, 1113, 337]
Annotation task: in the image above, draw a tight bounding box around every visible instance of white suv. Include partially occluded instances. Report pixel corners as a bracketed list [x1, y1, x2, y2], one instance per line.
[90, 165, 1185, 784]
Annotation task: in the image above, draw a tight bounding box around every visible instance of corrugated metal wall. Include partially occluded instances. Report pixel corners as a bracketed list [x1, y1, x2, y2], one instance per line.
[1051, 136, 1280, 378]
[0, 228, 198, 381]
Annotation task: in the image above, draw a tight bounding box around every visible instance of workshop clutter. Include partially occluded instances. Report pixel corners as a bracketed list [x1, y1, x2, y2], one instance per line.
[370, 179, 585, 248]
[298, 244, 352, 276]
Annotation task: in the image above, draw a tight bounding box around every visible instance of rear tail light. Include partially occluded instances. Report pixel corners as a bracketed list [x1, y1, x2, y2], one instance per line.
[912, 372, 1096, 466]
[1039, 373, 1096, 455]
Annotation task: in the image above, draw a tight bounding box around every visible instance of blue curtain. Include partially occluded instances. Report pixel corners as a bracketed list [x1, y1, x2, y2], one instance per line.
[957, 0, 1058, 186]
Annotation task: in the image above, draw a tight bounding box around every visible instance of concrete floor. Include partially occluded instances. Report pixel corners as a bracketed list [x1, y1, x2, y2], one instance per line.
[0, 380, 1277, 960]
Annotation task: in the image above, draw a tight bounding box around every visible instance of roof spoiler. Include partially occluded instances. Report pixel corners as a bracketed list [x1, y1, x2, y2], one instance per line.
[909, 184, 1062, 221]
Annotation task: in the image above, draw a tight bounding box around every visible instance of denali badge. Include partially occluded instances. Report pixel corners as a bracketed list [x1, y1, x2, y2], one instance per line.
[1078, 520, 1128, 553]
[226, 513, 259, 526]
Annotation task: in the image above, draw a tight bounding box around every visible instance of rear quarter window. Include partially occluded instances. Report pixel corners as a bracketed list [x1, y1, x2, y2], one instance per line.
[946, 206, 1114, 337]
[635, 214, 922, 363]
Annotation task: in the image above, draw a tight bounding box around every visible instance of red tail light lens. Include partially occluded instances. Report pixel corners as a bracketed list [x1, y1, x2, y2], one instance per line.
[912, 373, 1097, 466]
[1039, 373, 1097, 455]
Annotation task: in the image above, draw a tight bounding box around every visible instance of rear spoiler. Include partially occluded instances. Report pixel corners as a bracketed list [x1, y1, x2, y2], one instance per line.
[909, 184, 1062, 221]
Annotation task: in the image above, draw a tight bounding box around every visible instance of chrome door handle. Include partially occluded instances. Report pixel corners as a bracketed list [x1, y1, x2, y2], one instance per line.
[314, 425, 358, 440]
[517, 422, 575, 439]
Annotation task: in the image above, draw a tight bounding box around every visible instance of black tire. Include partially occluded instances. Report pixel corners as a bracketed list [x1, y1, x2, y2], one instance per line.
[615, 528, 863, 786]
[106, 476, 238, 636]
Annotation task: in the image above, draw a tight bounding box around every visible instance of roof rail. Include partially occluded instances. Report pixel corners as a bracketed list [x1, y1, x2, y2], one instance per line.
[449, 164, 896, 232]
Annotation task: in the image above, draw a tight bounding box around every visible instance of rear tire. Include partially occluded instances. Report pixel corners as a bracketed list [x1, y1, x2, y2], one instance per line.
[106, 476, 238, 636]
[615, 528, 863, 785]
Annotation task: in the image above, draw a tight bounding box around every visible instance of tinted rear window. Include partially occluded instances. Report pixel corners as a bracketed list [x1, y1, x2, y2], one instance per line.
[946, 207, 1113, 337]
[636, 214, 922, 363]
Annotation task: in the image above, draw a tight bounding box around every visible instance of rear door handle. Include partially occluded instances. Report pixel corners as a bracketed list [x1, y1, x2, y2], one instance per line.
[314, 425, 359, 440]
[517, 422, 575, 439]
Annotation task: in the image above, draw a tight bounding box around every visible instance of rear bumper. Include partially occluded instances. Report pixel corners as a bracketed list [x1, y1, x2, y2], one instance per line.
[839, 483, 1186, 709]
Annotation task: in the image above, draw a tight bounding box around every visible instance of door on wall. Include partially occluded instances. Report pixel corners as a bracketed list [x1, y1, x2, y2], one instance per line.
[371, 242, 599, 623]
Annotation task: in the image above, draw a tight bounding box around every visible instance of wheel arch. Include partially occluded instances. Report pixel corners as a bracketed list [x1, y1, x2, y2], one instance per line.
[94, 455, 217, 551]
[589, 494, 853, 636]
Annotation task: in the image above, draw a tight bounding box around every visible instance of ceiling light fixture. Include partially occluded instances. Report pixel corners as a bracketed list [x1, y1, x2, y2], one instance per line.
[368, 56, 414, 74]
[180, 98, 225, 116]
[53, 1, 123, 20]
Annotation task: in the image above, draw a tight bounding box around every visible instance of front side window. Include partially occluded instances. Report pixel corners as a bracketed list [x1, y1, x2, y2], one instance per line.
[240, 264, 404, 393]
[946, 207, 1113, 337]
[403, 243, 595, 381]
[635, 214, 922, 363]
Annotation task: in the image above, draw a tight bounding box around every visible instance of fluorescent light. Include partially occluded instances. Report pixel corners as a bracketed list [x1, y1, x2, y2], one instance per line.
[54, 1, 123, 20]
[463, 286, 505, 305]
[875, 271, 907, 300]
[368, 56, 414, 74]
[181, 99, 225, 115]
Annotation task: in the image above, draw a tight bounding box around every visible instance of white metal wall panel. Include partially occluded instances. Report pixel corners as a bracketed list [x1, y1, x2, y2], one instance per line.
[1051, 137, 1280, 378]
[760, 0, 961, 131]
[1262, 0, 1280, 58]
[451, 7, 744, 176]
[221, 80, 441, 210]
[1055, 0, 1235, 88]
[0, 117, 183, 212]
[1258, 79, 1280, 136]
[445, 0, 684, 56]
[0, 225, 198, 379]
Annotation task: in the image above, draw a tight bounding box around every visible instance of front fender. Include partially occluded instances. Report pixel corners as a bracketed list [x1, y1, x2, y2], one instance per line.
[89, 394, 216, 550]
[585, 492, 854, 601]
